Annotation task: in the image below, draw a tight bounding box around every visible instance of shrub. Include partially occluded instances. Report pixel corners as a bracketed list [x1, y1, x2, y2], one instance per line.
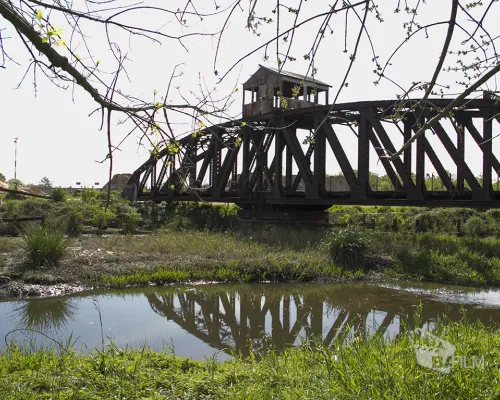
[167, 202, 240, 230]
[322, 225, 370, 266]
[118, 211, 142, 234]
[81, 188, 102, 202]
[2, 200, 22, 218]
[66, 207, 84, 236]
[19, 198, 55, 216]
[464, 216, 490, 237]
[169, 215, 193, 231]
[22, 226, 68, 267]
[0, 222, 20, 236]
[485, 209, 500, 221]
[142, 201, 160, 229]
[50, 187, 67, 202]
[92, 208, 117, 230]
[413, 208, 476, 233]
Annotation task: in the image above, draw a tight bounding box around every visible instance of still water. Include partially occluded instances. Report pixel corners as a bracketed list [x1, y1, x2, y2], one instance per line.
[1, 283, 499, 360]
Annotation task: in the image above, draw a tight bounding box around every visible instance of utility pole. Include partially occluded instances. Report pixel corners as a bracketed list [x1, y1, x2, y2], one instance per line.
[13, 137, 18, 182]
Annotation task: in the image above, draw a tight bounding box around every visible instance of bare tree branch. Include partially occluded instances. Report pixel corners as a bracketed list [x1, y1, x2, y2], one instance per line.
[389, 61, 500, 160]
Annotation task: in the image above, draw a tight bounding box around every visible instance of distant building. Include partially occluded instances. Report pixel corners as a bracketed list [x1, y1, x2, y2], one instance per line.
[102, 173, 132, 192]
[242, 65, 331, 117]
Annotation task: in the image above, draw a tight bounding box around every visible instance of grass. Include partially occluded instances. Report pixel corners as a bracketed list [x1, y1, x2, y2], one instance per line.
[78, 229, 352, 286]
[1, 227, 500, 287]
[21, 226, 68, 267]
[2, 199, 500, 287]
[321, 225, 370, 266]
[0, 237, 18, 252]
[100, 262, 350, 287]
[375, 232, 500, 285]
[1, 314, 499, 399]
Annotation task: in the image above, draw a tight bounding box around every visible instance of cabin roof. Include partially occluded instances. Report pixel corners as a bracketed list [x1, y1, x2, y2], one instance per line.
[243, 64, 332, 89]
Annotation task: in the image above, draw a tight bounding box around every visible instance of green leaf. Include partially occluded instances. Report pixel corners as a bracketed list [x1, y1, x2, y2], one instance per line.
[37, 9, 43, 21]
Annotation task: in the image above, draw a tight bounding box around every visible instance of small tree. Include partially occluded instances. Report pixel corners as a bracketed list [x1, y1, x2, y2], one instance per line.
[5, 179, 24, 200]
[40, 177, 52, 187]
[51, 187, 67, 202]
[0, 173, 5, 182]
[8, 179, 23, 189]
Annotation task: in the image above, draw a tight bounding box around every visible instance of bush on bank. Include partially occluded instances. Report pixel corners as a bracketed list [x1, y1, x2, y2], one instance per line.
[22, 225, 68, 267]
[321, 225, 370, 266]
[328, 205, 500, 237]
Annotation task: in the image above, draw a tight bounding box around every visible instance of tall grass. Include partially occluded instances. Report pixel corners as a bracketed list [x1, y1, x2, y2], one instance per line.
[1, 314, 498, 399]
[22, 226, 68, 267]
[4, 226, 500, 286]
[374, 232, 500, 285]
[322, 226, 370, 266]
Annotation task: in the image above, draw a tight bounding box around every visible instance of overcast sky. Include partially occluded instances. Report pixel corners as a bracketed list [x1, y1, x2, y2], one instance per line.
[0, 0, 498, 187]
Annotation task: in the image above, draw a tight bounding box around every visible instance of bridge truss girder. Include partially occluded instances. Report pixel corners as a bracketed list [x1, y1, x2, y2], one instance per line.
[123, 98, 500, 209]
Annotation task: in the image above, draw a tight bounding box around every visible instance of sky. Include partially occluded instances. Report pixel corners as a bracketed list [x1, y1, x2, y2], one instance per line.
[0, 0, 499, 187]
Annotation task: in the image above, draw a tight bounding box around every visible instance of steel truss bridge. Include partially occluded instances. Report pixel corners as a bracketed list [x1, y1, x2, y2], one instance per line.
[123, 98, 500, 219]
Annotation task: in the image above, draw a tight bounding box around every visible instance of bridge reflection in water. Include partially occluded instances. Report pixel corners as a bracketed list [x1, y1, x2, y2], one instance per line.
[145, 284, 499, 357]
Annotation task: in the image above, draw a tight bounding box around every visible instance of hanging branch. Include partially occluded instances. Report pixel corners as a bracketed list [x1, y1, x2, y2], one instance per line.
[389, 61, 500, 160]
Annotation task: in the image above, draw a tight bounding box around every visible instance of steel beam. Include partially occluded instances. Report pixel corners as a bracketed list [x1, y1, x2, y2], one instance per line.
[125, 97, 500, 210]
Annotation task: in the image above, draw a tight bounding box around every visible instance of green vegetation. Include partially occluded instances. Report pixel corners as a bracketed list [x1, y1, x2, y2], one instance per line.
[101, 261, 348, 287]
[1, 315, 499, 399]
[50, 187, 66, 202]
[2, 197, 500, 398]
[377, 232, 500, 285]
[3, 229, 348, 286]
[117, 210, 142, 234]
[0, 225, 498, 287]
[164, 201, 239, 230]
[321, 225, 370, 266]
[22, 226, 68, 267]
[0, 194, 241, 236]
[463, 215, 490, 237]
[1, 196, 500, 287]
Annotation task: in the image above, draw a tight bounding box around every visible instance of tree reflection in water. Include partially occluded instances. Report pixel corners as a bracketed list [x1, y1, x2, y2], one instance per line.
[12, 297, 78, 333]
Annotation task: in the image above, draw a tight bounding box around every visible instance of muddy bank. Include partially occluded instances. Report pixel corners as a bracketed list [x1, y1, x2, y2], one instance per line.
[0, 267, 393, 300]
[0, 277, 90, 299]
[2, 230, 500, 300]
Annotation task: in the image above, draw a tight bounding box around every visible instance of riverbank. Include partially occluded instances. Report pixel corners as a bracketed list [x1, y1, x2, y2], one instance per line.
[1, 227, 500, 298]
[1, 314, 498, 399]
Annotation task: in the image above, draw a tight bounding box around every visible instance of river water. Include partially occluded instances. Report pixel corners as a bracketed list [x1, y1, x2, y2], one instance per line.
[1, 282, 499, 360]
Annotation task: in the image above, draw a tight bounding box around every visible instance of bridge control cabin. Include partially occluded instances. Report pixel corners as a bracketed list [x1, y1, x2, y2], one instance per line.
[242, 65, 331, 117]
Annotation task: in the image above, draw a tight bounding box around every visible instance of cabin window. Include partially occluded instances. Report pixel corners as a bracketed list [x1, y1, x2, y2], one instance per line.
[244, 88, 258, 105]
